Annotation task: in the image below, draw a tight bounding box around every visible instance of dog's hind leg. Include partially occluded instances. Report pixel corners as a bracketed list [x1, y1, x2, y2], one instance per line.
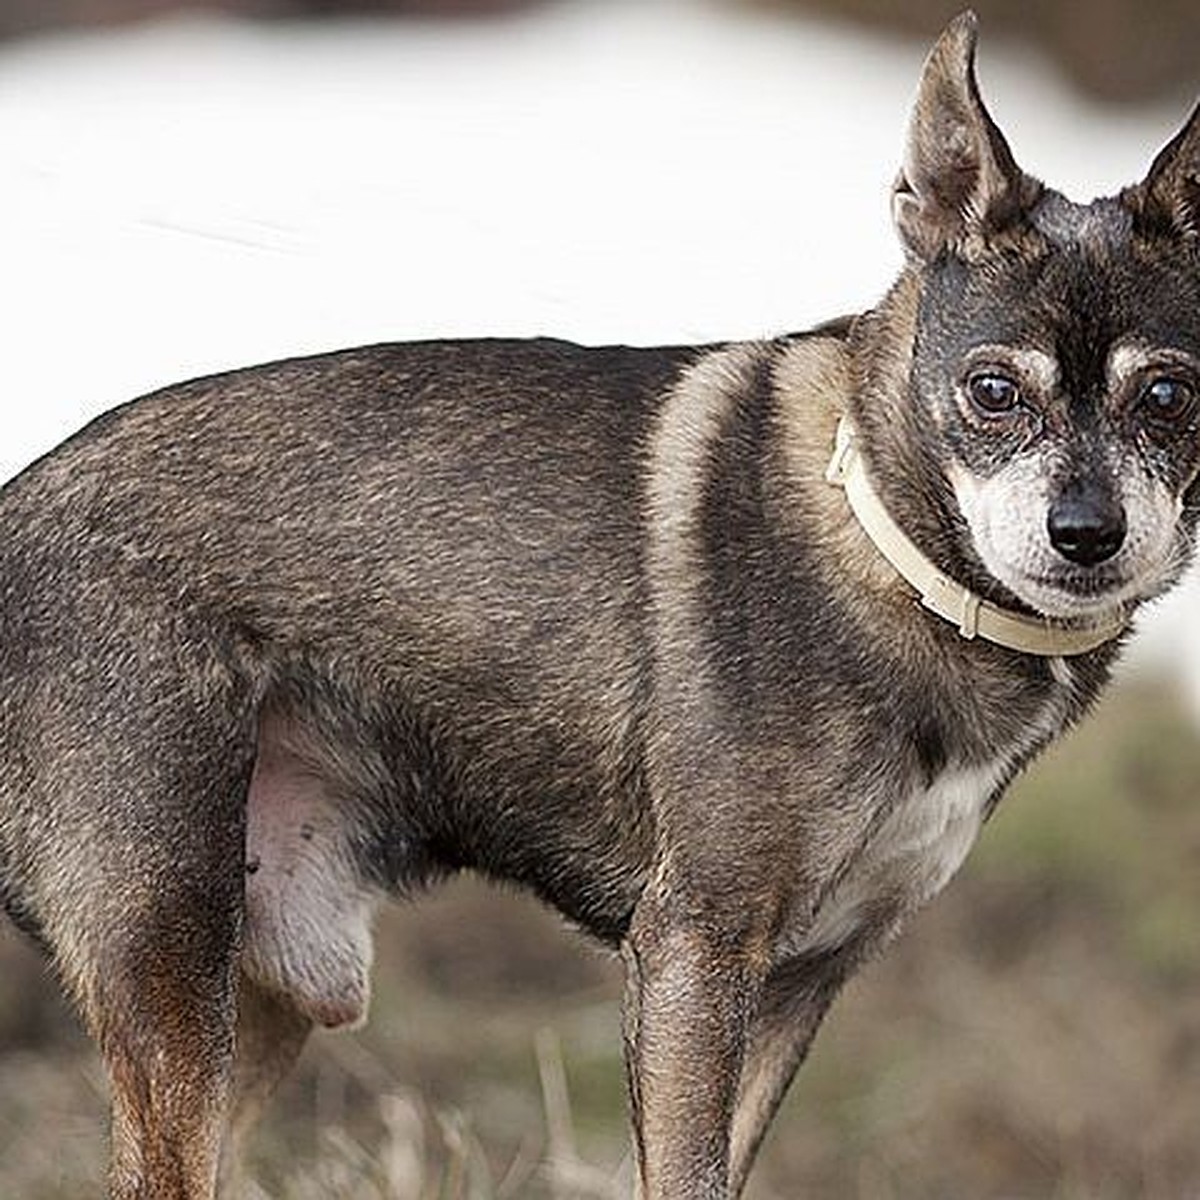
[29, 649, 258, 1200]
[56, 801, 249, 1200]
[216, 700, 381, 1194]
[218, 976, 312, 1197]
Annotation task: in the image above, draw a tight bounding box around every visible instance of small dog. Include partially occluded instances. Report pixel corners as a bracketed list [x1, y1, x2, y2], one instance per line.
[2, 12, 1199, 1199]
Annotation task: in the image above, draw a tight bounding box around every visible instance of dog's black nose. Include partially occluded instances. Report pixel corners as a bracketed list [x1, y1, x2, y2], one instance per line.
[1047, 483, 1127, 566]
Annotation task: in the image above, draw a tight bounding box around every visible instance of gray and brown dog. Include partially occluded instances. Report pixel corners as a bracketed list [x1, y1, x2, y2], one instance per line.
[3, 13, 1200, 1199]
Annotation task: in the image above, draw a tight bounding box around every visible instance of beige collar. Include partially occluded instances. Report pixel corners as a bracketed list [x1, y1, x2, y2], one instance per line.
[825, 418, 1127, 657]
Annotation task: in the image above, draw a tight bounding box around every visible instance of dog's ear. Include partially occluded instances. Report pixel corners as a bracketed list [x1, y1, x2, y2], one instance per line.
[892, 12, 1040, 261]
[1130, 103, 1200, 239]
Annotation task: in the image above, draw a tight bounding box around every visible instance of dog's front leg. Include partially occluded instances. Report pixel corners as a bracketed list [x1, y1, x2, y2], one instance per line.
[726, 953, 856, 1197]
[622, 896, 769, 1200]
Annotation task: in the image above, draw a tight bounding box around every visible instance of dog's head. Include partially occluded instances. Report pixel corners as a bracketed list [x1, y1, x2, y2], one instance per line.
[873, 12, 1200, 622]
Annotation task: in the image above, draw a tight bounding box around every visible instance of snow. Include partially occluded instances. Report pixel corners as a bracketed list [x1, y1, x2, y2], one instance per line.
[1, 0, 1196, 709]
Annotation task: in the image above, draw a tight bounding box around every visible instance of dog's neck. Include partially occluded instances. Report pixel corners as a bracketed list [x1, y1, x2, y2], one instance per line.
[847, 274, 982, 592]
[770, 331, 1116, 761]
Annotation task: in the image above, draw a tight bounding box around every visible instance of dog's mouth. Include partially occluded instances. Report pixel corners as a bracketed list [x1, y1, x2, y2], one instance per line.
[1010, 562, 1150, 621]
[1033, 566, 1125, 598]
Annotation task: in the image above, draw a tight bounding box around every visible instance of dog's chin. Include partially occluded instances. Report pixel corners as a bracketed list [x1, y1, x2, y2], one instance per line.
[990, 564, 1145, 623]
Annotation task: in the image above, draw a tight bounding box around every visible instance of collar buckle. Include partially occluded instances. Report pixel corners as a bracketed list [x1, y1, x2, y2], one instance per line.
[824, 418, 856, 487]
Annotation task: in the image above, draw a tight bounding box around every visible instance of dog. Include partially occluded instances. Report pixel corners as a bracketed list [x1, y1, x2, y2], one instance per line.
[2, 12, 1199, 1199]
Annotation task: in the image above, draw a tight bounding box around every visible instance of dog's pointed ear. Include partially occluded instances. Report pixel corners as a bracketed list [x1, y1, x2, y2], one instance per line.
[892, 12, 1040, 260]
[1131, 103, 1200, 238]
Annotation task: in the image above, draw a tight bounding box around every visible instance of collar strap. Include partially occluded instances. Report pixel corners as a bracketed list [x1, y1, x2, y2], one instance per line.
[825, 418, 1127, 657]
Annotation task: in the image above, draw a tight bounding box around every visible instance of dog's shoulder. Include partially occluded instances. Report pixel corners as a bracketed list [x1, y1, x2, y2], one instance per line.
[642, 327, 858, 690]
[645, 325, 853, 531]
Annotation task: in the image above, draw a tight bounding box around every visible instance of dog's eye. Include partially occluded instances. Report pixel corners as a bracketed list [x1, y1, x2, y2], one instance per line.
[966, 372, 1021, 415]
[1138, 376, 1195, 425]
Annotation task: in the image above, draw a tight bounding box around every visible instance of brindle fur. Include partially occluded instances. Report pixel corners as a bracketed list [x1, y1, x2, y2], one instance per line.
[2, 13, 1200, 1200]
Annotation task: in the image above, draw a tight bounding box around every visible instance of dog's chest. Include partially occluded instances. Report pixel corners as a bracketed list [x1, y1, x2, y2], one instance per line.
[794, 762, 1002, 956]
[785, 696, 1067, 958]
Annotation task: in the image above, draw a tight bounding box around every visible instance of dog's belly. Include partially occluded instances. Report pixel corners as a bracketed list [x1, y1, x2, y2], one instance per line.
[239, 687, 652, 1026]
[787, 759, 1007, 957]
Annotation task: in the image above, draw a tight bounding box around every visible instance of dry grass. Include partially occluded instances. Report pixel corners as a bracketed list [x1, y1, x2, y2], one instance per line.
[1, 679, 1198, 1198]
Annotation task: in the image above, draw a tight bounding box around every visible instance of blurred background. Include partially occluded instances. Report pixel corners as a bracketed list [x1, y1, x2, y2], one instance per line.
[1, 1, 1198, 1197]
